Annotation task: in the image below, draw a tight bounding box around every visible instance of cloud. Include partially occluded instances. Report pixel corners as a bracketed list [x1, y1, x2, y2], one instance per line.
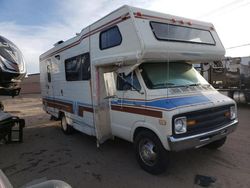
[0, 21, 73, 73]
[0, 0, 250, 73]
[0, 0, 153, 73]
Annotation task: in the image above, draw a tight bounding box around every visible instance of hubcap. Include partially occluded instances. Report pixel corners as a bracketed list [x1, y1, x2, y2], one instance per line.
[139, 138, 158, 166]
[61, 116, 67, 131]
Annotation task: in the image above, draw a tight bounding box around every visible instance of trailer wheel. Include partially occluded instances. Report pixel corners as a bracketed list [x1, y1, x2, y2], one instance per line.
[0, 102, 4, 111]
[134, 130, 168, 175]
[205, 137, 227, 149]
[61, 114, 74, 134]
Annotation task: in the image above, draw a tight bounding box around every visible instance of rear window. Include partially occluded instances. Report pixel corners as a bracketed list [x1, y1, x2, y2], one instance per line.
[100, 26, 122, 50]
[150, 21, 215, 45]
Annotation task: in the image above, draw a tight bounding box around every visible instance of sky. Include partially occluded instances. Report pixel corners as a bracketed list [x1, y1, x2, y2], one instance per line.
[0, 0, 250, 73]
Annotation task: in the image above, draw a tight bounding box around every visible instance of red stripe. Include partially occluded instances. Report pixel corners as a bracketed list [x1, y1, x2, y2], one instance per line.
[78, 105, 94, 116]
[134, 13, 211, 29]
[111, 105, 162, 118]
[43, 98, 73, 113]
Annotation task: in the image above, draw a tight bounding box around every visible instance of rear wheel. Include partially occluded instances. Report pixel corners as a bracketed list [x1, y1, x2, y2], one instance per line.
[205, 137, 227, 149]
[61, 114, 74, 134]
[134, 130, 168, 175]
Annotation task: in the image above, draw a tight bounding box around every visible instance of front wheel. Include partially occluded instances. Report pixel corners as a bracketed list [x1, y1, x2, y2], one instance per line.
[134, 130, 168, 175]
[205, 137, 227, 149]
[61, 114, 74, 134]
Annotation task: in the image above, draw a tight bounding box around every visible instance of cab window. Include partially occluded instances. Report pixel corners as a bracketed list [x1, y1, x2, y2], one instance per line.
[117, 72, 141, 91]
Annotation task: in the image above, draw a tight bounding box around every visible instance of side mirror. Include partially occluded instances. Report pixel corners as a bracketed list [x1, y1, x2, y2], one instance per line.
[122, 83, 132, 90]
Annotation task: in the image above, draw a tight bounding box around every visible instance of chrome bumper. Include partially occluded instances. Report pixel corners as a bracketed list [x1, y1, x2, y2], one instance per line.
[168, 119, 238, 151]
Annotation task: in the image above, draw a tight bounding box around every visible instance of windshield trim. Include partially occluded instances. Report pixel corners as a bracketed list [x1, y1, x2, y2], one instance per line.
[139, 62, 209, 90]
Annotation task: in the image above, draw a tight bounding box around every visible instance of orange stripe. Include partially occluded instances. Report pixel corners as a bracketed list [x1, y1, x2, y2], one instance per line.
[78, 106, 94, 116]
[43, 98, 73, 113]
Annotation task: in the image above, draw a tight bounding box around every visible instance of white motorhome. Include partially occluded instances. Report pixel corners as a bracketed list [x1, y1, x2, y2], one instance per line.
[40, 5, 238, 174]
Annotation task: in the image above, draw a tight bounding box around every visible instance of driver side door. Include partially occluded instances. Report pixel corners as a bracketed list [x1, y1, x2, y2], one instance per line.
[110, 71, 145, 141]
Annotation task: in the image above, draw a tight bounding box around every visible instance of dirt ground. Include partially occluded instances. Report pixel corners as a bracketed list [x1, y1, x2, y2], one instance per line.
[0, 94, 250, 188]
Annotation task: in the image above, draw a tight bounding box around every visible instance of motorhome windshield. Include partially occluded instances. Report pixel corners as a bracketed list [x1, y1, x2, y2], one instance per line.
[139, 62, 208, 89]
[150, 21, 215, 45]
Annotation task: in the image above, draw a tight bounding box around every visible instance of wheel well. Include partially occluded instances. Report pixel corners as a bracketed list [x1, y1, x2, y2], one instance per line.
[133, 127, 158, 142]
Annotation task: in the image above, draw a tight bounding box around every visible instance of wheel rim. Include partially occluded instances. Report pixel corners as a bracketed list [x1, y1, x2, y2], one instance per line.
[61, 116, 67, 131]
[138, 138, 158, 166]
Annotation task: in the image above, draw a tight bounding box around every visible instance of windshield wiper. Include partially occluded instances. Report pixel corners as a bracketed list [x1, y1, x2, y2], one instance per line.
[168, 83, 201, 88]
[188, 83, 201, 86]
[152, 83, 175, 89]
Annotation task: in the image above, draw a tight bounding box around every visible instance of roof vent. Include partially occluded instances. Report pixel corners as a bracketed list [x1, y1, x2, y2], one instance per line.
[53, 40, 64, 47]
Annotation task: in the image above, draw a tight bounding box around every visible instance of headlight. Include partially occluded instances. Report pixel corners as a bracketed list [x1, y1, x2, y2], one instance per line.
[230, 105, 236, 120]
[174, 117, 187, 134]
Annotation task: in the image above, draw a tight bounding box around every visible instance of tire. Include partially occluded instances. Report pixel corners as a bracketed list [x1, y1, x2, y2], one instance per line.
[0, 102, 4, 111]
[205, 137, 227, 149]
[61, 114, 74, 134]
[134, 130, 168, 175]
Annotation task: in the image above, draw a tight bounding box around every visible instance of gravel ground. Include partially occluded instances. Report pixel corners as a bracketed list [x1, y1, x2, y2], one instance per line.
[0, 94, 250, 188]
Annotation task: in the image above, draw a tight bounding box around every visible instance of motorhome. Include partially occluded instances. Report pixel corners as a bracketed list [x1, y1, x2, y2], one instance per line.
[40, 5, 238, 174]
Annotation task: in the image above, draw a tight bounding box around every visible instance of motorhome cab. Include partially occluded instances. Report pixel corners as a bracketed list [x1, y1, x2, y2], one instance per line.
[40, 5, 238, 174]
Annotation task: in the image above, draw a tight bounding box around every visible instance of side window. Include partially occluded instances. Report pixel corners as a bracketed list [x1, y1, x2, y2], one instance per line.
[117, 72, 141, 91]
[47, 65, 51, 83]
[65, 53, 90, 81]
[100, 26, 122, 50]
[81, 53, 90, 80]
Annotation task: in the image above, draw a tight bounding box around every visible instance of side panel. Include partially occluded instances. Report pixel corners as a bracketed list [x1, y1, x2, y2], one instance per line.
[90, 8, 142, 66]
[41, 33, 96, 136]
[131, 7, 225, 62]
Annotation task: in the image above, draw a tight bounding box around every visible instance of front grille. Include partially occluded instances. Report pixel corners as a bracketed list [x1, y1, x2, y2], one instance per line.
[172, 105, 233, 138]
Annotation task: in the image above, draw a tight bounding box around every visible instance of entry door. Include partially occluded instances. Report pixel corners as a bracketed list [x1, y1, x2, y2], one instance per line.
[45, 59, 55, 114]
[110, 71, 145, 141]
[93, 67, 114, 145]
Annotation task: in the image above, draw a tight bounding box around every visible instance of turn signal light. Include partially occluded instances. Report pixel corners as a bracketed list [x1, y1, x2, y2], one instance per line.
[224, 111, 230, 118]
[187, 120, 197, 126]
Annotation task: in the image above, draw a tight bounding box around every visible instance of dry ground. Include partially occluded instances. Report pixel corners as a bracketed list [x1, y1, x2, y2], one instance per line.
[0, 94, 250, 188]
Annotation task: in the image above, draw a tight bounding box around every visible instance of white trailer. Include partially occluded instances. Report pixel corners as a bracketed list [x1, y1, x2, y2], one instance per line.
[40, 5, 238, 174]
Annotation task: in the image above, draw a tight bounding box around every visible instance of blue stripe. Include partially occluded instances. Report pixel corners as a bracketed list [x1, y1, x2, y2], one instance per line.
[111, 95, 211, 110]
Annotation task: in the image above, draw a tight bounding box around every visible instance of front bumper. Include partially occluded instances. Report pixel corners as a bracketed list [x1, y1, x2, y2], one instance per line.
[168, 119, 238, 151]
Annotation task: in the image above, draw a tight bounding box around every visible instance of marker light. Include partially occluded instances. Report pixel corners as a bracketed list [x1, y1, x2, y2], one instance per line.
[179, 20, 184, 24]
[230, 106, 236, 120]
[187, 120, 196, 126]
[135, 12, 142, 17]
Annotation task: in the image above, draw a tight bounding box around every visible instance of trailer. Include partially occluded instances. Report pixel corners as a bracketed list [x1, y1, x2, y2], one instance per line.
[197, 57, 250, 104]
[40, 5, 238, 174]
[0, 35, 26, 97]
[0, 35, 26, 143]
